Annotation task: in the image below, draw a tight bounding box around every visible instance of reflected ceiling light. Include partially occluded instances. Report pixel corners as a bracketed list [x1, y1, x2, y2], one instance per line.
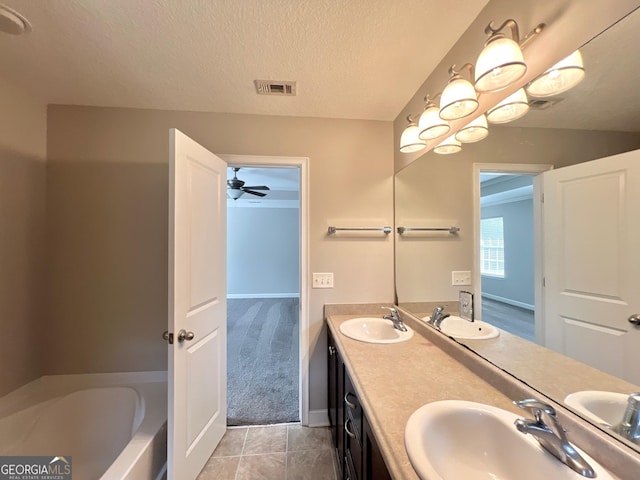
[455, 114, 489, 143]
[418, 94, 450, 140]
[486, 88, 530, 124]
[526, 49, 585, 97]
[227, 189, 244, 200]
[475, 19, 544, 93]
[434, 135, 462, 155]
[399, 115, 426, 153]
[440, 64, 478, 121]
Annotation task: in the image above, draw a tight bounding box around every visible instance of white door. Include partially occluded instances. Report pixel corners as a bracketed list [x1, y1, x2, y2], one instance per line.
[168, 129, 227, 479]
[542, 149, 640, 384]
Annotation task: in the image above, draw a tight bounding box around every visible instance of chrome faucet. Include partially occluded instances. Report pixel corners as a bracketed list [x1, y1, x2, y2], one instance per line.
[381, 306, 408, 332]
[612, 392, 640, 445]
[428, 305, 450, 329]
[514, 399, 595, 478]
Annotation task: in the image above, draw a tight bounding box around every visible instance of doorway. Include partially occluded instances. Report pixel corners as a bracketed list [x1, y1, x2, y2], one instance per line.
[221, 155, 309, 426]
[472, 163, 552, 342]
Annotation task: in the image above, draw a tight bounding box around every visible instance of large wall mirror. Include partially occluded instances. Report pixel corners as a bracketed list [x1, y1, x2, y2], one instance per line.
[395, 7, 640, 451]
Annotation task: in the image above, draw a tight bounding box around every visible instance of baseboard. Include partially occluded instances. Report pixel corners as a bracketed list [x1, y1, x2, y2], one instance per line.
[482, 293, 534, 311]
[307, 409, 329, 427]
[227, 293, 300, 299]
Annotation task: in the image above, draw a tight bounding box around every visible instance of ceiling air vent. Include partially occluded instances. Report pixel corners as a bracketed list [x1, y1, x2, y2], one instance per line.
[529, 98, 564, 110]
[254, 80, 297, 96]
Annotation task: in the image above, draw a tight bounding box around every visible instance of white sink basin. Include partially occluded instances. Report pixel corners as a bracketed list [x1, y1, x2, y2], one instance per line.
[405, 400, 613, 480]
[423, 315, 499, 340]
[339, 317, 414, 344]
[564, 391, 628, 426]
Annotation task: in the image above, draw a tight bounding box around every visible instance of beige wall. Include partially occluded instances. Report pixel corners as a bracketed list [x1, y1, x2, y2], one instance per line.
[395, 126, 640, 304]
[0, 78, 47, 396]
[45, 105, 394, 411]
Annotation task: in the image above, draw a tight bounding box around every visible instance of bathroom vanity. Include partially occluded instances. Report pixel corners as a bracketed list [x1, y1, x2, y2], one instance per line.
[325, 304, 640, 480]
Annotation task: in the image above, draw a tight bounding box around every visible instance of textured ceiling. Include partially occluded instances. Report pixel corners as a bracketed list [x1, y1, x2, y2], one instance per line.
[0, 0, 488, 120]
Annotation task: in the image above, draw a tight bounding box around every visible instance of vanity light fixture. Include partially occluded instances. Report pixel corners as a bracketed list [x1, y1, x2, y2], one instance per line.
[439, 64, 479, 121]
[418, 94, 450, 140]
[475, 19, 544, 92]
[526, 49, 585, 97]
[486, 88, 530, 124]
[399, 115, 426, 153]
[455, 113, 489, 143]
[433, 134, 462, 154]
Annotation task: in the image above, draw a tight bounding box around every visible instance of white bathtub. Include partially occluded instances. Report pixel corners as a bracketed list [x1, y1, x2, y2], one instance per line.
[0, 372, 167, 480]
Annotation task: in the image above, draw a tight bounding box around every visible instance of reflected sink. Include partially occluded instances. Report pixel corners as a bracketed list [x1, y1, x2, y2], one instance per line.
[422, 315, 499, 340]
[339, 317, 414, 344]
[405, 400, 613, 480]
[564, 391, 628, 426]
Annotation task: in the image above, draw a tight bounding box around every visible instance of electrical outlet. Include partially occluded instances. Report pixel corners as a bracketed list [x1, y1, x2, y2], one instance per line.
[451, 270, 472, 286]
[312, 272, 334, 288]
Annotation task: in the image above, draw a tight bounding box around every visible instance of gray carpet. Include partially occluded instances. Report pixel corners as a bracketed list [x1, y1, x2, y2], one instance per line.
[227, 297, 299, 426]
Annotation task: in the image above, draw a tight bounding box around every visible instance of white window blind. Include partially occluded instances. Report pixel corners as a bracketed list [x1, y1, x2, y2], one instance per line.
[481, 217, 504, 277]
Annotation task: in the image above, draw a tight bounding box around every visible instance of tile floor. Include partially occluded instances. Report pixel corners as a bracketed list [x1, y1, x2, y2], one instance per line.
[197, 424, 337, 480]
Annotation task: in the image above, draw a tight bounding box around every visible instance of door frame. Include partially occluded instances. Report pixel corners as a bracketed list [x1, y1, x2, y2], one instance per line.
[472, 163, 552, 342]
[220, 154, 310, 425]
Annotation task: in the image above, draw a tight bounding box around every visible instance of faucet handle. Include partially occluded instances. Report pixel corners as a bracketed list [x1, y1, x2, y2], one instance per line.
[515, 399, 567, 439]
[514, 399, 557, 422]
[381, 306, 398, 315]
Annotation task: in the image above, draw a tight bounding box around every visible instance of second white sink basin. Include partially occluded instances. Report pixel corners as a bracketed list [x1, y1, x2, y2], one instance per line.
[564, 390, 628, 426]
[405, 400, 613, 480]
[339, 317, 414, 344]
[422, 315, 499, 340]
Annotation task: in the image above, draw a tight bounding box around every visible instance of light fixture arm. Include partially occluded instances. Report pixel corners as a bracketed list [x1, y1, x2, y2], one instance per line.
[448, 63, 476, 83]
[485, 18, 520, 42]
[484, 19, 545, 49]
[423, 92, 443, 108]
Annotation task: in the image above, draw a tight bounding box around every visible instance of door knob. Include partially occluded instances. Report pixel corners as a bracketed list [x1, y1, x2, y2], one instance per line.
[177, 329, 195, 342]
[162, 331, 174, 344]
[628, 314, 640, 325]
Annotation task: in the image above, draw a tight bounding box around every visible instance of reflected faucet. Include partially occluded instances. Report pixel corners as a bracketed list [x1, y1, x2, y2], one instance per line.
[612, 392, 640, 445]
[428, 306, 450, 329]
[381, 306, 408, 332]
[514, 399, 595, 478]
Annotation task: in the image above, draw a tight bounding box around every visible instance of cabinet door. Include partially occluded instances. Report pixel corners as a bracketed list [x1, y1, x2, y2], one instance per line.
[363, 415, 391, 480]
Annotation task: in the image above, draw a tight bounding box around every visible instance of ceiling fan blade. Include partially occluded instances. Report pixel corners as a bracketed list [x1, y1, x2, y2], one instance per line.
[242, 185, 270, 190]
[243, 189, 267, 197]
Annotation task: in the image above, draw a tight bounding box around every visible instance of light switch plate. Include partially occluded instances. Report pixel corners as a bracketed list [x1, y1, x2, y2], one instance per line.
[452, 270, 472, 286]
[312, 272, 334, 288]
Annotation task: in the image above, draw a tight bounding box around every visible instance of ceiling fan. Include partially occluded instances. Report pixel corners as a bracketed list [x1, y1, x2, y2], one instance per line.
[227, 167, 270, 200]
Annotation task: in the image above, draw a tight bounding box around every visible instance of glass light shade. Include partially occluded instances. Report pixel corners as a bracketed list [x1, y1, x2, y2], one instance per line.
[487, 88, 530, 124]
[475, 35, 527, 92]
[227, 189, 244, 200]
[399, 123, 426, 153]
[455, 114, 489, 143]
[439, 78, 479, 120]
[418, 106, 450, 140]
[526, 50, 585, 97]
[434, 135, 462, 154]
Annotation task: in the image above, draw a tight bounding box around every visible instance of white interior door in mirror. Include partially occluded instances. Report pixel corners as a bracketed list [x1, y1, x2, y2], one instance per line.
[542, 149, 640, 384]
[169, 129, 227, 479]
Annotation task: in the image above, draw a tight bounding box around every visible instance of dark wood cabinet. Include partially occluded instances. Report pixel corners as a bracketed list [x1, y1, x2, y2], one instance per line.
[328, 328, 392, 480]
[328, 329, 344, 477]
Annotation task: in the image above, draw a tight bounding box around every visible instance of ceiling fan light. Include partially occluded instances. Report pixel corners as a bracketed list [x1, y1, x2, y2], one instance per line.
[418, 106, 450, 140]
[227, 189, 244, 200]
[439, 77, 478, 121]
[487, 88, 530, 124]
[434, 135, 462, 154]
[400, 122, 426, 153]
[475, 35, 527, 92]
[526, 50, 585, 97]
[455, 114, 489, 143]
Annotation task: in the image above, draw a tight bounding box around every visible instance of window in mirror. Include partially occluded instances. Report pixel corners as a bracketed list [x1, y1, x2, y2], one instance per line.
[480, 217, 504, 277]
